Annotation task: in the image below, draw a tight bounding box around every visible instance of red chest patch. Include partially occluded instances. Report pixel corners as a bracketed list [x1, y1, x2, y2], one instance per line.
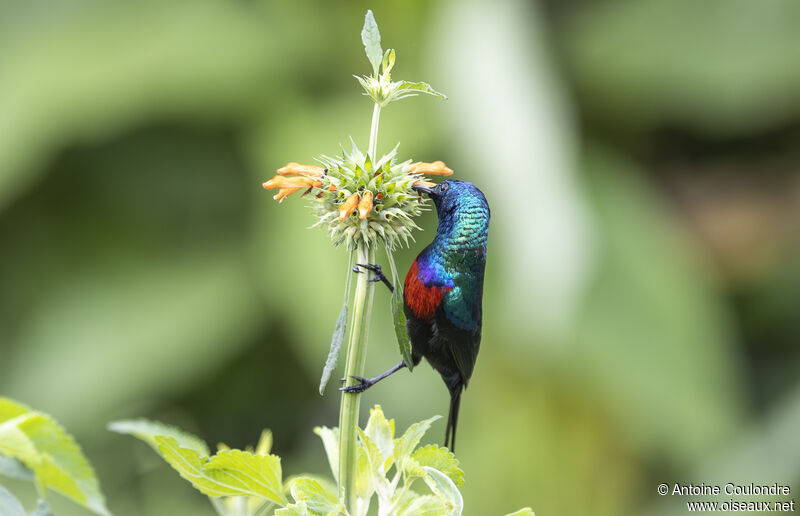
[404, 260, 452, 320]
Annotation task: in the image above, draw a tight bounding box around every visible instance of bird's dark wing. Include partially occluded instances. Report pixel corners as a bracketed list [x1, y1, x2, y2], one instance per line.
[437, 316, 480, 386]
[438, 266, 484, 385]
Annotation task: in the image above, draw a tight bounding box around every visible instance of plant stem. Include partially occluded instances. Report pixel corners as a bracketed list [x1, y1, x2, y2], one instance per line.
[368, 103, 381, 159]
[338, 240, 375, 513]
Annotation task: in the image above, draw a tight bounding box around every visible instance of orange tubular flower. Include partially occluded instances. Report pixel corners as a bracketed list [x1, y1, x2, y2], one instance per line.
[273, 187, 303, 202]
[263, 176, 322, 189]
[358, 191, 373, 219]
[413, 180, 437, 189]
[276, 162, 325, 178]
[339, 193, 360, 220]
[408, 160, 453, 176]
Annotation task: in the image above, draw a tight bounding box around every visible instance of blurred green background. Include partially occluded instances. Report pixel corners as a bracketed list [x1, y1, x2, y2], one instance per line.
[1, 0, 799, 514]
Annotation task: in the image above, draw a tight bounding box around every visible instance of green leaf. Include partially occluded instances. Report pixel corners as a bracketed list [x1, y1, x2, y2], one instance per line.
[154, 436, 288, 505]
[386, 250, 414, 370]
[288, 477, 338, 514]
[313, 426, 339, 482]
[0, 422, 39, 467]
[30, 500, 54, 516]
[356, 428, 383, 475]
[382, 48, 396, 75]
[361, 10, 383, 76]
[0, 486, 27, 516]
[422, 466, 462, 515]
[394, 492, 450, 516]
[0, 399, 28, 422]
[391, 289, 415, 370]
[363, 405, 394, 465]
[391, 81, 447, 102]
[275, 501, 311, 516]
[108, 418, 210, 456]
[394, 416, 441, 465]
[319, 301, 348, 394]
[505, 509, 535, 516]
[0, 455, 34, 481]
[255, 429, 273, 456]
[412, 445, 464, 486]
[0, 398, 109, 516]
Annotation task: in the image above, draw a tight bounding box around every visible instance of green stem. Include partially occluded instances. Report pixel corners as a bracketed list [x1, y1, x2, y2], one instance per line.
[368, 103, 381, 159]
[338, 240, 375, 514]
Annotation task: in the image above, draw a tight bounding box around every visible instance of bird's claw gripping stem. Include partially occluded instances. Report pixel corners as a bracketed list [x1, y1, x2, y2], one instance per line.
[339, 376, 374, 394]
[352, 263, 395, 293]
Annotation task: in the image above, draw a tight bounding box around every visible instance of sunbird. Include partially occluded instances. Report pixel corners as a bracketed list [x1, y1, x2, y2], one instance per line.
[342, 180, 490, 451]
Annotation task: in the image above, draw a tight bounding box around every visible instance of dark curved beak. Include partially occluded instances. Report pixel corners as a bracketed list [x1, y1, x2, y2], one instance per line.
[412, 183, 435, 195]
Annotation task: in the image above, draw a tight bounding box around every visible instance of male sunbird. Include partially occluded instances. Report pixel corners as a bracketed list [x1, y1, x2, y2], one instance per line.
[342, 180, 490, 451]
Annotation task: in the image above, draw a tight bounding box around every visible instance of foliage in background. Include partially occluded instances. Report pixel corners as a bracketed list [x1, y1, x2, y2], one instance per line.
[111, 406, 534, 516]
[0, 0, 799, 515]
[0, 398, 108, 516]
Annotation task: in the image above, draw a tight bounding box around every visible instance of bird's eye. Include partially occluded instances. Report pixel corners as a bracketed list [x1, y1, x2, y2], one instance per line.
[439, 183, 449, 193]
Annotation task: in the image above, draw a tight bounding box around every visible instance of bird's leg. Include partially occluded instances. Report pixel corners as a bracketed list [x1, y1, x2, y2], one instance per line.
[339, 361, 407, 393]
[352, 263, 395, 293]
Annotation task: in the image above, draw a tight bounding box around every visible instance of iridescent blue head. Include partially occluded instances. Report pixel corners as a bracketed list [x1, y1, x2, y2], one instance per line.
[413, 179, 490, 248]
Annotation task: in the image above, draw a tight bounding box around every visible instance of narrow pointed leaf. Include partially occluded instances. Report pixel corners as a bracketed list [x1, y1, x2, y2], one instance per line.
[386, 251, 414, 370]
[319, 301, 348, 394]
[392, 288, 415, 369]
[361, 10, 382, 75]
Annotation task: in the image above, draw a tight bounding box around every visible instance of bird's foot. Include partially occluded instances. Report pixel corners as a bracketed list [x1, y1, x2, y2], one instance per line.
[352, 263, 394, 293]
[339, 376, 374, 394]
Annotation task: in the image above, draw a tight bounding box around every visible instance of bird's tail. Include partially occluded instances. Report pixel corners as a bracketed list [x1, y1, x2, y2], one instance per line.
[444, 381, 463, 452]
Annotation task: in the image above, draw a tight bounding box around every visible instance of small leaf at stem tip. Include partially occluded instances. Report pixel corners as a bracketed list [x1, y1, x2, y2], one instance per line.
[391, 80, 447, 102]
[505, 509, 535, 516]
[361, 10, 382, 76]
[318, 302, 348, 395]
[382, 48, 395, 75]
[392, 288, 414, 370]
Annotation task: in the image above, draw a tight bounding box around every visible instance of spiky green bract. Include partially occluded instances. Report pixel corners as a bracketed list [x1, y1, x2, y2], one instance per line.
[313, 142, 428, 251]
